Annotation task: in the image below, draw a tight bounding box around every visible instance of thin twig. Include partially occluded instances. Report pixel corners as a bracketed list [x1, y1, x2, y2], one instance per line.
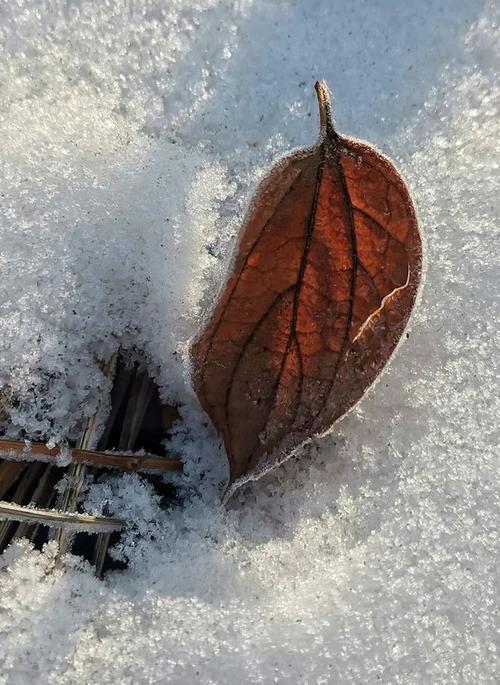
[0, 439, 182, 473]
[0, 501, 125, 532]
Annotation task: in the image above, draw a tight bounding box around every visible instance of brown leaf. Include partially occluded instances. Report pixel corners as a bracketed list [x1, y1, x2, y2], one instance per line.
[191, 81, 422, 497]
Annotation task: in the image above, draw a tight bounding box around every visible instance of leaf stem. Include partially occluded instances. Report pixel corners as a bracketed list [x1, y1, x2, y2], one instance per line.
[315, 80, 336, 140]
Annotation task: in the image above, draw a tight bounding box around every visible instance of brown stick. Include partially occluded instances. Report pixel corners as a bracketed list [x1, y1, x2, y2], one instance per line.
[0, 439, 182, 473]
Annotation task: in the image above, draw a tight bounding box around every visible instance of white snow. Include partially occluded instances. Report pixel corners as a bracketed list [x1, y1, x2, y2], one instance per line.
[0, 1, 499, 683]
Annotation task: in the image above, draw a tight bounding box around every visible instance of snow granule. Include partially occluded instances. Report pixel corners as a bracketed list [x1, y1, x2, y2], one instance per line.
[0, 1, 498, 684]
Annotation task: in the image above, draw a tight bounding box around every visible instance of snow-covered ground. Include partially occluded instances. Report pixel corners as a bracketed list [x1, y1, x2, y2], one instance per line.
[0, 1, 499, 683]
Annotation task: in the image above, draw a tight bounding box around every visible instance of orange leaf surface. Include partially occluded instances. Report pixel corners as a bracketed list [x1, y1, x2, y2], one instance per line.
[191, 81, 422, 498]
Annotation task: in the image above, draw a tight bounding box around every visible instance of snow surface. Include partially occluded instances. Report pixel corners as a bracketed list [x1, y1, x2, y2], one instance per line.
[0, 1, 499, 683]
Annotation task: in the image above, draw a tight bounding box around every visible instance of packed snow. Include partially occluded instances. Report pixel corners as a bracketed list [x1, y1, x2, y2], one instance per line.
[0, 1, 499, 683]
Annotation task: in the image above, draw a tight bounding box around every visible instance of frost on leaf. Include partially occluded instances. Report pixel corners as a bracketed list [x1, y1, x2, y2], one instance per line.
[191, 81, 422, 497]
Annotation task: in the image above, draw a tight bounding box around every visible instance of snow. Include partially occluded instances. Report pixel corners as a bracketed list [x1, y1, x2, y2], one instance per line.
[0, 0, 499, 683]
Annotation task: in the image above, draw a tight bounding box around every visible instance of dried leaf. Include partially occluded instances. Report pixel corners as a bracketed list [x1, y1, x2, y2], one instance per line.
[191, 81, 422, 497]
